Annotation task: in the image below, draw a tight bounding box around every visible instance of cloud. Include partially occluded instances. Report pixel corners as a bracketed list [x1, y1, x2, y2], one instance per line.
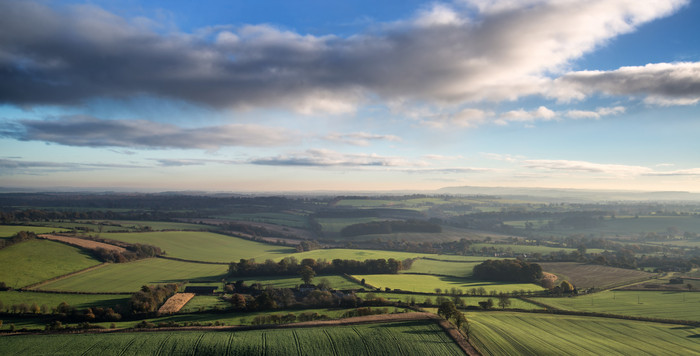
[496, 106, 556, 125]
[3, 115, 299, 150]
[250, 149, 424, 167]
[0, 0, 688, 113]
[324, 132, 401, 146]
[0, 158, 142, 175]
[523, 159, 653, 176]
[565, 106, 626, 119]
[553, 62, 700, 105]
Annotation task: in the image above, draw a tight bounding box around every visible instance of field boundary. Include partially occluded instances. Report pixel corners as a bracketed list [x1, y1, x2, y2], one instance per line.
[20, 262, 110, 291]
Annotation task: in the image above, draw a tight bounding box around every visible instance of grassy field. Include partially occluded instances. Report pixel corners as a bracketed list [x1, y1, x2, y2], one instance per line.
[538, 262, 654, 289]
[178, 295, 232, 313]
[469, 311, 700, 355]
[236, 275, 362, 290]
[0, 320, 464, 355]
[100, 231, 296, 263]
[0, 239, 101, 289]
[401, 259, 479, 277]
[531, 215, 700, 238]
[316, 217, 387, 234]
[35, 258, 227, 293]
[532, 290, 700, 321]
[343, 226, 495, 243]
[357, 292, 544, 309]
[354, 274, 545, 294]
[29, 220, 212, 232]
[0, 291, 129, 312]
[470, 243, 605, 255]
[292, 248, 455, 262]
[215, 211, 310, 228]
[0, 225, 70, 238]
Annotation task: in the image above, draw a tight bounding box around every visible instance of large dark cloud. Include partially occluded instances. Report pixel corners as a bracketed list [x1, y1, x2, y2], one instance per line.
[0, 0, 688, 113]
[2, 115, 297, 149]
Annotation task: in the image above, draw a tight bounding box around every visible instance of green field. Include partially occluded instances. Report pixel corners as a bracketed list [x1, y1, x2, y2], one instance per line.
[100, 231, 296, 263]
[36, 258, 227, 293]
[292, 249, 477, 263]
[354, 274, 545, 294]
[178, 295, 232, 313]
[215, 212, 310, 228]
[316, 217, 388, 234]
[531, 215, 700, 238]
[0, 225, 69, 238]
[538, 262, 653, 289]
[469, 312, 700, 355]
[402, 259, 479, 277]
[0, 239, 101, 289]
[237, 275, 362, 290]
[357, 292, 544, 309]
[533, 290, 700, 321]
[29, 220, 212, 233]
[470, 243, 605, 255]
[0, 291, 129, 312]
[0, 320, 464, 355]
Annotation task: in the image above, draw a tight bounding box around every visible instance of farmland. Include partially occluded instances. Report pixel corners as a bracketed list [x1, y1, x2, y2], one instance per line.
[99, 231, 296, 263]
[35, 258, 227, 293]
[353, 274, 545, 294]
[0, 225, 68, 238]
[1, 320, 465, 355]
[0, 291, 129, 311]
[532, 290, 700, 321]
[469, 312, 700, 355]
[401, 259, 480, 277]
[537, 262, 653, 289]
[0, 239, 101, 288]
[357, 292, 545, 309]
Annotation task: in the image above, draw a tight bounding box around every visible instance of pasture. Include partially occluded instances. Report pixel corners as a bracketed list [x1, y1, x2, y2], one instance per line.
[357, 292, 544, 309]
[0, 225, 68, 238]
[470, 243, 605, 255]
[469, 312, 700, 355]
[35, 258, 227, 293]
[401, 259, 479, 277]
[0, 239, 101, 289]
[0, 320, 464, 355]
[30, 220, 211, 232]
[99, 231, 296, 263]
[236, 275, 361, 290]
[532, 290, 700, 321]
[537, 262, 653, 289]
[0, 291, 129, 312]
[215, 211, 310, 228]
[353, 274, 545, 294]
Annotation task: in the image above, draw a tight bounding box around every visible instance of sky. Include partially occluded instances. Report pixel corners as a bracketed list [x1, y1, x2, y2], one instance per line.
[1, 0, 700, 193]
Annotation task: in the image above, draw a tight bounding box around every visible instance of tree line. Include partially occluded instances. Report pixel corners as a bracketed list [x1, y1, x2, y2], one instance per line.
[228, 257, 415, 277]
[472, 259, 543, 283]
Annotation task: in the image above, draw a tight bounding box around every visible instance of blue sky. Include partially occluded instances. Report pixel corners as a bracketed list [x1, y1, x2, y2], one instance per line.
[1, 0, 700, 192]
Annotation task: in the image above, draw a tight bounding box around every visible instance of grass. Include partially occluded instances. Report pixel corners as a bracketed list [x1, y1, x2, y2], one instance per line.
[469, 311, 700, 355]
[353, 274, 545, 294]
[178, 295, 232, 313]
[100, 231, 296, 263]
[291, 249, 478, 263]
[0, 320, 464, 355]
[35, 258, 227, 293]
[401, 259, 480, 277]
[236, 275, 362, 290]
[532, 290, 700, 321]
[29, 220, 212, 233]
[356, 292, 545, 309]
[0, 239, 101, 289]
[215, 212, 310, 228]
[470, 243, 605, 255]
[316, 217, 388, 234]
[0, 225, 70, 238]
[538, 262, 654, 289]
[0, 291, 129, 312]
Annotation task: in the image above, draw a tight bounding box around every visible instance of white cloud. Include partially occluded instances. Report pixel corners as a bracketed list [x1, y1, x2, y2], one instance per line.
[496, 106, 556, 125]
[324, 132, 402, 146]
[553, 62, 700, 105]
[523, 159, 653, 176]
[250, 149, 426, 167]
[566, 106, 626, 119]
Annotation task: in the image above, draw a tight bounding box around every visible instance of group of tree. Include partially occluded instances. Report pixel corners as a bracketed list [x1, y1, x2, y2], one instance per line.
[227, 257, 414, 277]
[340, 219, 441, 237]
[0, 231, 37, 249]
[129, 284, 179, 314]
[437, 301, 470, 339]
[473, 259, 543, 283]
[91, 242, 162, 263]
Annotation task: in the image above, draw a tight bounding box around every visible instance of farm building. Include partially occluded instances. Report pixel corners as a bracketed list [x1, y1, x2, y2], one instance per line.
[183, 286, 217, 295]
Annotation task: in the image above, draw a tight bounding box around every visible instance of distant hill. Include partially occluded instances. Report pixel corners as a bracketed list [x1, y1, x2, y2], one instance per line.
[436, 186, 700, 202]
